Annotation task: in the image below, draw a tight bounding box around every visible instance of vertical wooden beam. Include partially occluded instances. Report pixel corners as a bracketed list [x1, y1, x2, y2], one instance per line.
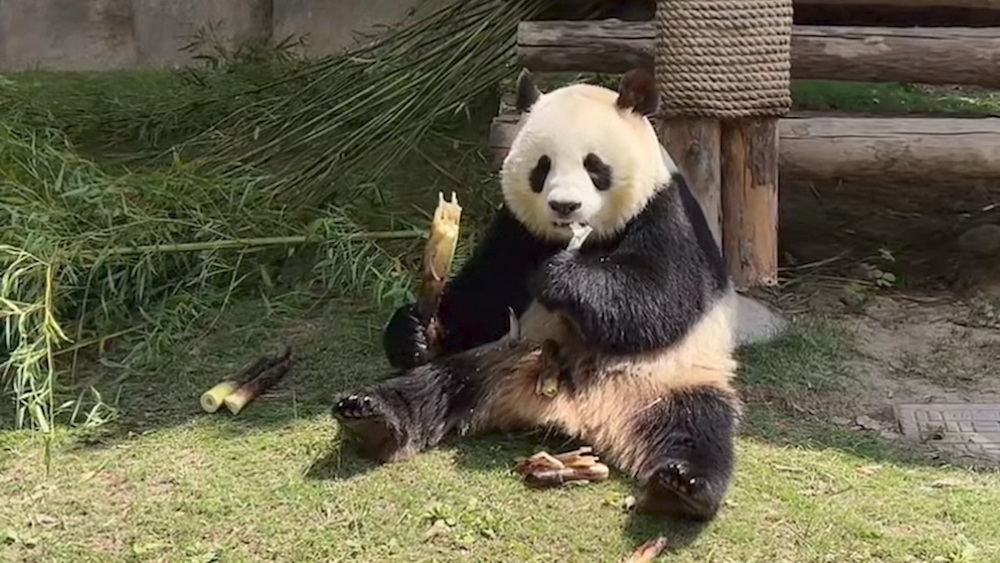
[659, 118, 722, 247]
[721, 118, 780, 289]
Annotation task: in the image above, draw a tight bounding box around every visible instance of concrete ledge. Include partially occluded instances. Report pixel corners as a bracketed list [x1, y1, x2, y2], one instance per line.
[0, 0, 138, 71]
[132, 0, 271, 67]
[0, 0, 435, 71]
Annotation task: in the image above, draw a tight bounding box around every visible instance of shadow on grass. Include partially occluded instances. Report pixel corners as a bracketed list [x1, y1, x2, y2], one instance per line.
[36, 294, 988, 558]
[57, 295, 393, 451]
[305, 429, 711, 553]
[55, 295, 967, 484]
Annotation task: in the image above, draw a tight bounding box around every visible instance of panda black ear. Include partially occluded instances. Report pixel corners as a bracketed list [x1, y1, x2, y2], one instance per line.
[615, 68, 658, 117]
[516, 69, 542, 113]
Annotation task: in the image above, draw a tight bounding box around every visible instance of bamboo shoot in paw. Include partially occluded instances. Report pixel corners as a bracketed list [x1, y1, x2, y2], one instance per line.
[417, 192, 462, 354]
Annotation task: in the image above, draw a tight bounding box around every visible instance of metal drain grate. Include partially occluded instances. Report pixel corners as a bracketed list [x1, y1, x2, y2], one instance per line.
[895, 403, 1000, 462]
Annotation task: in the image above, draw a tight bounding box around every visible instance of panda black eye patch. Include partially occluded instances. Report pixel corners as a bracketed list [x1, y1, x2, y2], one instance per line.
[529, 155, 551, 193]
[583, 153, 612, 191]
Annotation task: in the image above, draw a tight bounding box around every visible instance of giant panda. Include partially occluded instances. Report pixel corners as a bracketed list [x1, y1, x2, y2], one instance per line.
[332, 68, 741, 522]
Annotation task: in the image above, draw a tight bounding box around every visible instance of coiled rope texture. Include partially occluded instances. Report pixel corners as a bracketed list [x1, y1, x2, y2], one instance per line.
[655, 0, 793, 119]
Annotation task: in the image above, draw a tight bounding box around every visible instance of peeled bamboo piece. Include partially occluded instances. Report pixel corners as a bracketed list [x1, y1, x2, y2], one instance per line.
[513, 446, 610, 488]
[624, 537, 670, 563]
[200, 381, 240, 413]
[524, 463, 610, 488]
[417, 192, 463, 318]
[552, 446, 599, 467]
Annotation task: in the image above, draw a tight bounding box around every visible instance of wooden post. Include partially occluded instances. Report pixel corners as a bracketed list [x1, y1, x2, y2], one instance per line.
[654, 0, 790, 290]
[722, 119, 780, 289]
[659, 118, 722, 247]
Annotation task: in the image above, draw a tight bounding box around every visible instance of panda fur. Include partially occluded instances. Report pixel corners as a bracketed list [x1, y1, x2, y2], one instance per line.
[332, 68, 741, 523]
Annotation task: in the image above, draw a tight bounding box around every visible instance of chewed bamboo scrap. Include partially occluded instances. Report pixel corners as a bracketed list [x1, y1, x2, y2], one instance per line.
[512, 446, 610, 488]
[624, 537, 670, 563]
[417, 192, 462, 353]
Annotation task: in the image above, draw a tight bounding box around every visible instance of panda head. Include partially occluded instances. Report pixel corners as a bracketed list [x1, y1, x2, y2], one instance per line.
[500, 68, 674, 242]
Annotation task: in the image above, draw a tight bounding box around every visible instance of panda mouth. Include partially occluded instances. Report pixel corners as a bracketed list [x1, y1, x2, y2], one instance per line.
[552, 220, 588, 228]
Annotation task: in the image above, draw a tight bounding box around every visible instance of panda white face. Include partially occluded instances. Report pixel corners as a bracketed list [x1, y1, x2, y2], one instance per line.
[526, 145, 612, 230]
[500, 70, 674, 242]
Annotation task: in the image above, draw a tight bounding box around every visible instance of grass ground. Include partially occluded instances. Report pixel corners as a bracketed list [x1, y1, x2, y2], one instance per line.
[3, 68, 1000, 562]
[3, 296, 998, 562]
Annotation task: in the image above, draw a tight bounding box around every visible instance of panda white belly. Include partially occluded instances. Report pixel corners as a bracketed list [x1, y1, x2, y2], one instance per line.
[511, 288, 740, 475]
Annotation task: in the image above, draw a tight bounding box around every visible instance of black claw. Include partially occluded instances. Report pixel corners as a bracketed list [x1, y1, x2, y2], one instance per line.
[656, 460, 706, 496]
[333, 394, 384, 420]
[384, 303, 431, 370]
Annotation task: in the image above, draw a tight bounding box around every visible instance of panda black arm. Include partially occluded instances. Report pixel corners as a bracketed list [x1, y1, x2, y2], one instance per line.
[383, 205, 559, 369]
[436, 206, 562, 353]
[533, 177, 729, 355]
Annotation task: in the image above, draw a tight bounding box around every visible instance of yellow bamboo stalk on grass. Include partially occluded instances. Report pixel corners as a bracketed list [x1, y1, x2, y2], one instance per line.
[199, 345, 292, 413]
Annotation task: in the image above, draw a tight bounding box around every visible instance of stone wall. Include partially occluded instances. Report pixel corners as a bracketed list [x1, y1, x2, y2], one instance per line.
[0, 0, 439, 71]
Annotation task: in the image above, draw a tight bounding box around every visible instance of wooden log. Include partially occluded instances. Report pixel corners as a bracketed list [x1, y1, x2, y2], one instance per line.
[490, 112, 1000, 183]
[722, 120, 780, 289]
[659, 119, 722, 247]
[795, 0, 1000, 8]
[778, 115, 1000, 183]
[519, 20, 652, 75]
[517, 21, 1000, 89]
[794, 4, 1000, 28]
[793, 26, 1000, 87]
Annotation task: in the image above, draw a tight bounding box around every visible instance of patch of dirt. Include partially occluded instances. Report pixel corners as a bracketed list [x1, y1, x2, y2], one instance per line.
[780, 177, 1000, 293]
[746, 282, 998, 470]
[87, 533, 126, 557]
[771, 280, 1000, 465]
[846, 295, 1000, 406]
[772, 174, 1000, 463]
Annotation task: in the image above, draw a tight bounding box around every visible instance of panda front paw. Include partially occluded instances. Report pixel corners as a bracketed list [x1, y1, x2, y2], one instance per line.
[383, 303, 432, 370]
[530, 258, 571, 309]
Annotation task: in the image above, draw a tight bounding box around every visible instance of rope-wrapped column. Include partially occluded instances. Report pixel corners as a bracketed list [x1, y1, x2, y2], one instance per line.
[655, 0, 792, 289]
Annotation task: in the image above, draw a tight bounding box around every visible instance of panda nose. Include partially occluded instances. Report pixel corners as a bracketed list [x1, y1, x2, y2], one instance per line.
[548, 200, 581, 217]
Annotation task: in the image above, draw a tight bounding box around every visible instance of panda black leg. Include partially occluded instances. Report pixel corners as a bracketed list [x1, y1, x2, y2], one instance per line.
[633, 386, 740, 522]
[332, 359, 482, 463]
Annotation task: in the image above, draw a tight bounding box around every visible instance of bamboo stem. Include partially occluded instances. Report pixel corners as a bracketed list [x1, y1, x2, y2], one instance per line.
[51, 326, 143, 358]
[416, 192, 463, 356]
[222, 351, 294, 415]
[101, 230, 426, 257]
[416, 192, 463, 321]
[201, 345, 291, 414]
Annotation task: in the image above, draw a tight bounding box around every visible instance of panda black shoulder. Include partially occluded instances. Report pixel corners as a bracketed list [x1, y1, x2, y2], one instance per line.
[668, 171, 729, 294]
[621, 171, 730, 297]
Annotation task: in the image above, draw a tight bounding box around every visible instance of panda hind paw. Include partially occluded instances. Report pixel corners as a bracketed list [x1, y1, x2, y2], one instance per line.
[655, 460, 707, 497]
[333, 394, 384, 421]
[332, 393, 410, 462]
[638, 460, 722, 522]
